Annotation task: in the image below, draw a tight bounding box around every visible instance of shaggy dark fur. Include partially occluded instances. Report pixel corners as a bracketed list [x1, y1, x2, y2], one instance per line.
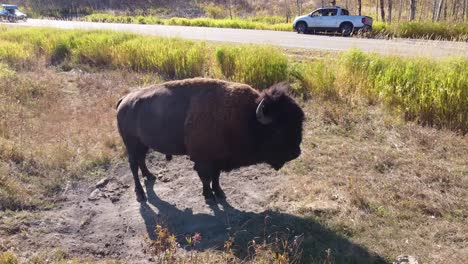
[116, 78, 304, 202]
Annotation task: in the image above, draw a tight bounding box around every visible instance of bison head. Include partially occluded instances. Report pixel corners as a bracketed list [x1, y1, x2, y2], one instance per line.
[255, 83, 305, 170]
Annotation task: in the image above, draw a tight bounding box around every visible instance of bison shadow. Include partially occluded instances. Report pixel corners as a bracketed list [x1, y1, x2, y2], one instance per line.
[140, 178, 386, 264]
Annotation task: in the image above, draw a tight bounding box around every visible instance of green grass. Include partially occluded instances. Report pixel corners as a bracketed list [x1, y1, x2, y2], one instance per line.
[339, 49, 468, 132]
[82, 13, 292, 31]
[0, 27, 466, 133]
[372, 21, 468, 41]
[215, 45, 288, 89]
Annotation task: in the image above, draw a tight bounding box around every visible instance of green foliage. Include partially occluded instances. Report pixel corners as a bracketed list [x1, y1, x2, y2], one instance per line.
[340, 49, 468, 131]
[203, 3, 226, 19]
[113, 37, 209, 78]
[290, 61, 337, 99]
[0, 27, 466, 132]
[82, 14, 293, 31]
[83, 13, 163, 25]
[71, 31, 134, 66]
[0, 40, 32, 67]
[216, 45, 288, 90]
[372, 21, 468, 41]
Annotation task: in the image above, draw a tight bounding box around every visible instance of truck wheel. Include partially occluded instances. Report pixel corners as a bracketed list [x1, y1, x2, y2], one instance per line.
[296, 22, 307, 34]
[340, 23, 353, 37]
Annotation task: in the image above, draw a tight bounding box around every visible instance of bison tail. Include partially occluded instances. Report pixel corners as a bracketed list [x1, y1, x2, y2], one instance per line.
[116, 97, 124, 110]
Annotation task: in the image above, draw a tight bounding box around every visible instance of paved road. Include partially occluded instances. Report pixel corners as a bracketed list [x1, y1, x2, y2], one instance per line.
[6, 19, 468, 58]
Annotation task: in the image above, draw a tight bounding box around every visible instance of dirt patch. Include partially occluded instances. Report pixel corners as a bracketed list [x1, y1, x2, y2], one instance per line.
[1, 152, 286, 262]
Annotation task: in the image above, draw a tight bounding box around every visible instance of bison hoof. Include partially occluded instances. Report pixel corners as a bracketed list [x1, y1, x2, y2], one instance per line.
[214, 189, 226, 199]
[203, 190, 215, 200]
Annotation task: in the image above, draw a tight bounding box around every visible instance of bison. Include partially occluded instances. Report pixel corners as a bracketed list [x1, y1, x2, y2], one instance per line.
[116, 78, 304, 202]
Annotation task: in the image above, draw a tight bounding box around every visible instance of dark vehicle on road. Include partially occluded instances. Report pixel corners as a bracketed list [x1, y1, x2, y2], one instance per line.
[0, 4, 27, 22]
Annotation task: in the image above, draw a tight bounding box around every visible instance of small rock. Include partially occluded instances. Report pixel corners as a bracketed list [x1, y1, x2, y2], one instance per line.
[88, 189, 101, 201]
[96, 178, 110, 189]
[394, 255, 418, 264]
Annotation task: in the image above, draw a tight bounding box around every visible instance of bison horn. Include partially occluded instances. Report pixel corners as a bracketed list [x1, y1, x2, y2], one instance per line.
[256, 99, 273, 125]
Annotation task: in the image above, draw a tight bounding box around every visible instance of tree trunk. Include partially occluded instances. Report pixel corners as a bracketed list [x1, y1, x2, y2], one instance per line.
[452, 0, 458, 20]
[417, 0, 424, 21]
[296, 0, 302, 15]
[463, 0, 467, 21]
[376, 0, 379, 20]
[358, 0, 362, 15]
[225, 0, 233, 19]
[443, 0, 447, 20]
[432, 0, 438, 21]
[409, 0, 416, 21]
[437, 0, 444, 21]
[388, 0, 392, 22]
[398, 0, 403, 22]
[380, 0, 386, 21]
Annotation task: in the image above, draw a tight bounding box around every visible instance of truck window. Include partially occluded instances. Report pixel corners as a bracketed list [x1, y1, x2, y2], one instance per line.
[342, 9, 349, 15]
[311, 10, 323, 17]
[325, 9, 337, 16]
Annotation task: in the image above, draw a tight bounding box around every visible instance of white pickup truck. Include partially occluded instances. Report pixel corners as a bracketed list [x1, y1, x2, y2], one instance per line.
[293, 6, 372, 36]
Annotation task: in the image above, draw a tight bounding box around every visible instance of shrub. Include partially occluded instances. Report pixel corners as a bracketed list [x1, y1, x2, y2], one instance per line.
[216, 45, 288, 90]
[290, 61, 337, 99]
[204, 3, 226, 19]
[113, 37, 209, 78]
[340, 49, 468, 131]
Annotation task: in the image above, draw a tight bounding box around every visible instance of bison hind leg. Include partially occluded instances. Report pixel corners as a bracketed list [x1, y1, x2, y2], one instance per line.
[134, 144, 155, 180]
[129, 154, 147, 202]
[124, 137, 152, 202]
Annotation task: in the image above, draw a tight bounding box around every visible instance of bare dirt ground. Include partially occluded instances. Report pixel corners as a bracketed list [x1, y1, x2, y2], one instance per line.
[1, 152, 385, 263]
[1, 152, 278, 261]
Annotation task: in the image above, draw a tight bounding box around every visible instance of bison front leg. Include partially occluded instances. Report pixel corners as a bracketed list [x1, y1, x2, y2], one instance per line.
[194, 162, 218, 200]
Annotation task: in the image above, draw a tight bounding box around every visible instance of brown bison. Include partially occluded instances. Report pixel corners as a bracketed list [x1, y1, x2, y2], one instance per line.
[116, 78, 304, 202]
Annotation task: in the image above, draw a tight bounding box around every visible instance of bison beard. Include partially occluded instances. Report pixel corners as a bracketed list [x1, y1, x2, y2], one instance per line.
[116, 78, 304, 202]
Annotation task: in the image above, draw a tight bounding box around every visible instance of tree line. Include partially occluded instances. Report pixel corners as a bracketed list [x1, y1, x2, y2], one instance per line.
[6, 0, 468, 22]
